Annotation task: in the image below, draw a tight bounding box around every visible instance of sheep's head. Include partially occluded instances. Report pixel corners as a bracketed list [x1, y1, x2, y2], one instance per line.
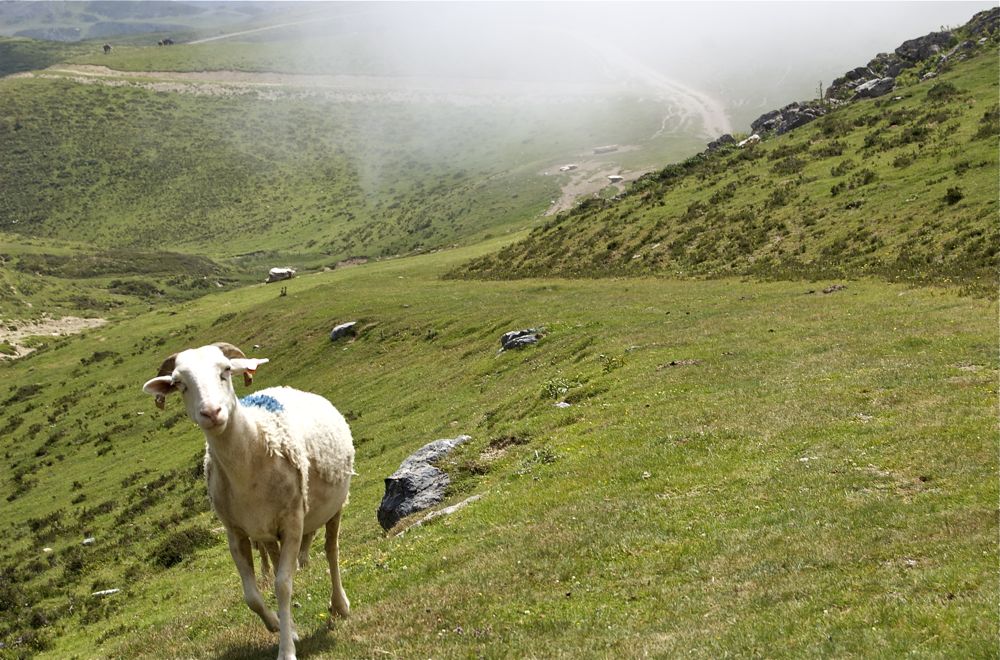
[142, 343, 268, 433]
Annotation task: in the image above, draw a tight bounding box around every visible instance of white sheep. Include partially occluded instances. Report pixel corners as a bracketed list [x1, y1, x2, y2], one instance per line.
[142, 342, 354, 660]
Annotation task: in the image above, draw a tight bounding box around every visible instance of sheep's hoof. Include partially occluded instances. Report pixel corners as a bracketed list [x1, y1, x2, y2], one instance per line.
[263, 615, 280, 633]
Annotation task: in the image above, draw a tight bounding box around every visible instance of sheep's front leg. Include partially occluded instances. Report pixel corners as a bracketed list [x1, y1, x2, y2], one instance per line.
[275, 527, 304, 660]
[326, 509, 350, 626]
[226, 532, 279, 632]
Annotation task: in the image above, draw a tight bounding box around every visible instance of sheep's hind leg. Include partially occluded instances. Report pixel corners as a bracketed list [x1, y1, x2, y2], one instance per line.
[275, 528, 304, 659]
[226, 532, 279, 633]
[325, 509, 350, 627]
[264, 541, 280, 577]
[297, 530, 316, 569]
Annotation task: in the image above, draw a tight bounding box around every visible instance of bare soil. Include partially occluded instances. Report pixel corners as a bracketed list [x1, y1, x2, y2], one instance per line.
[0, 316, 107, 359]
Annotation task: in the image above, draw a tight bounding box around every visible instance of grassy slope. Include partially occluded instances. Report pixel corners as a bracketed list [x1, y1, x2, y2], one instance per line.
[454, 44, 999, 295]
[0, 38, 90, 76]
[0, 1, 285, 43]
[0, 242, 995, 658]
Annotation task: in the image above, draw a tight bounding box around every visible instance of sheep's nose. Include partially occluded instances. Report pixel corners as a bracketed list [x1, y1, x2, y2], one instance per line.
[200, 405, 222, 423]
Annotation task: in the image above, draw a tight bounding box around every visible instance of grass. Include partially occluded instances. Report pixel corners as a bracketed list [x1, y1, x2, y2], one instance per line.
[0, 243, 995, 658]
[453, 42, 1000, 295]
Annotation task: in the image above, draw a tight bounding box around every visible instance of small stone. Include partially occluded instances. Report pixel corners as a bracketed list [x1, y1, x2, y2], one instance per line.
[91, 588, 120, 597]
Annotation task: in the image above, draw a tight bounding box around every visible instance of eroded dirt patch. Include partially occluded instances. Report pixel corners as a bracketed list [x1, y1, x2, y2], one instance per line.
[0, 316, 107, 359]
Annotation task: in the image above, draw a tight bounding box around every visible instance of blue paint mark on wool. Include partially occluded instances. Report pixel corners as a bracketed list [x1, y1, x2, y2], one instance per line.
[239, 393, 284, 413]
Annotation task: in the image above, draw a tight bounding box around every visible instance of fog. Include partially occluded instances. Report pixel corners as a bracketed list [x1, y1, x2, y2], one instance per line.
[249, 1, 995, 135]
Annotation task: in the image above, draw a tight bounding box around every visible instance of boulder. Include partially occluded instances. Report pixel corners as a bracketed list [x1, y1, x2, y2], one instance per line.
[377, 435, 471, 530]
[265, 267, 296, 283]
[706, 134, 736, 151]
[853, 77, 895, 99]
[329, 321, 357, 342]
[500, 328, 543, 351]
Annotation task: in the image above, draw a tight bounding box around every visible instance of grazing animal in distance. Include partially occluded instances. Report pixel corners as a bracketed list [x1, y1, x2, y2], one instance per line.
[102, 43, 112, 54]
[143, 342, 355, 660]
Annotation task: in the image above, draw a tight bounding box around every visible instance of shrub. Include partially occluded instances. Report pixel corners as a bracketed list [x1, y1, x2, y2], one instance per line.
[831, 159, 856, 177]
[772, 156, 806, 176]
[149, 526, 216, 568]
[926, 81, 960, 102]
[944, 187, 964, 205]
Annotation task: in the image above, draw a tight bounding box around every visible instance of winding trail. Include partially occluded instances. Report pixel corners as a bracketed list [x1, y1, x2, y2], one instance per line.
[565, 30, 732, 140]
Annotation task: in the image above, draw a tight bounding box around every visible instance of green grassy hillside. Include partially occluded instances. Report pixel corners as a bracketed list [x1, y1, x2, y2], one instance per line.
[0, 1, 286, 42]
[0, 246, 995, 658]
[454, 44, 999, 295]
[0, 53, 697, 319]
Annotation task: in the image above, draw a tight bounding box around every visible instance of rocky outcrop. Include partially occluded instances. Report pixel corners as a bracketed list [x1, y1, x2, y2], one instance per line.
[750, 101, 828, 136]
[713, 8, 998, 151]
[965, 7, 999, 37]
[853, 77, 895, 100]
[894, 30, 955, 62]
[822, 12, 1000, 102]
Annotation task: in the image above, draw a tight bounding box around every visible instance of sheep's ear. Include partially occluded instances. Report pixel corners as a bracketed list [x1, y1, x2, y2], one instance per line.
[230, 358, 269, 386]
[143, 375, 177, 410]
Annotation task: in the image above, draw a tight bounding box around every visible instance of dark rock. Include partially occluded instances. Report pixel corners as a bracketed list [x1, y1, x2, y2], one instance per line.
[853, 77, 895, 99]
[500, 328, 543, 351]
[377, 435, 471, 530]
[886, 60, 908, 77]
[965, 7, 999, 37]
[750, 109, 782, 134]
[329, 321, 357, 342]
[895, 31, 955, 63]
[844, 66, 871, 82]
[706, 134, 736, 151]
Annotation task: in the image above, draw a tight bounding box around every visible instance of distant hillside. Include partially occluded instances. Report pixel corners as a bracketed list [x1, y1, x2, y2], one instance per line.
[0, 60, 685, 319]
[453, 12, 999, 295]
[0, 1, 282, 42]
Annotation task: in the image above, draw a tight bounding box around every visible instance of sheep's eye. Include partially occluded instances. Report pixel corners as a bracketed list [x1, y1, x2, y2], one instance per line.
[175, 381, 187, 393]
[221, 368, 231, 381]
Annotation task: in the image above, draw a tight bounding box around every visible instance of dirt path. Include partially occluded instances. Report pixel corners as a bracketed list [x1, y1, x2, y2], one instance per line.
[545, 158, 653, 216]
[564, 30, 733, 140]
[187, 8, 375, 45]
[0, 316, 107, 360]
[31, 65, 625, 105]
